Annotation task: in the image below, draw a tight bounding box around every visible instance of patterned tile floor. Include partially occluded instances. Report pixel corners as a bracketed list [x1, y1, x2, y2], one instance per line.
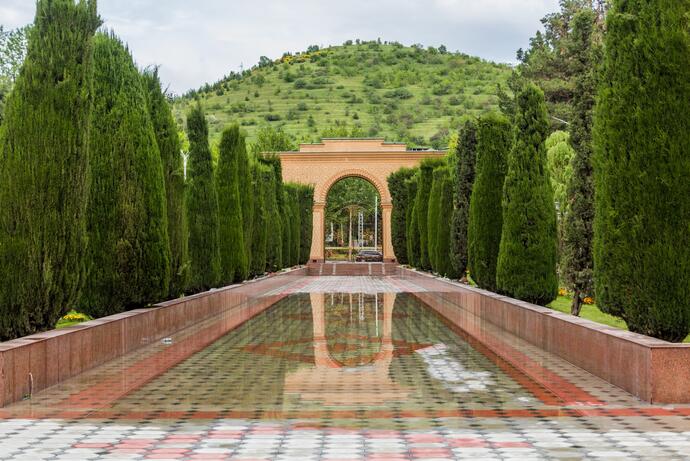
[1, 276, 690, 460]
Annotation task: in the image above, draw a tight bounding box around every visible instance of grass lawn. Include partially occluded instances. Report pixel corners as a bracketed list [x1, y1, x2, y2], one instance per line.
[548, 296, 690, 343]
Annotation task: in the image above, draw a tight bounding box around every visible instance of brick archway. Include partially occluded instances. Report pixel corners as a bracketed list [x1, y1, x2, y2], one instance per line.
[278, 139, 444, 262]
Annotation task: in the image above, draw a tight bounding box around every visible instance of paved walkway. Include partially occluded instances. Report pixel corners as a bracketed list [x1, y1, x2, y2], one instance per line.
[1, 276, 690, 460]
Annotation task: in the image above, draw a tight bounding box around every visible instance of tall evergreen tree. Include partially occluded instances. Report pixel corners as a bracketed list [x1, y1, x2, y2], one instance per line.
[0, 0, 100, 339]
[562, 9, 598, 316]
[416, 157, 445, 270]
[593, 0, 690, 341]
[427, 167, 445, 273]
[496, 84, 558, 305]
[263, 167, 283, 271]
[185, 103, 220, 292]
[387, 167, 416, 264]
[216, 124, 248, 284]
[405, 176, 420, 267]
[143, 67, 188, 298]
[250, 162, 269, 275]
[80, 32, 171, 318]
[235, 130, 254, 271]
[437, 170, 458, 278]
[450, 120, 478, 277]
[468, 113, 511, 292]
[297, 185, 314, 265]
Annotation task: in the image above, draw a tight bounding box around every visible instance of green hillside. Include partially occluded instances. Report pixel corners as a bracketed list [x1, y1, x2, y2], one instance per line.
[172, 41, 512, 149]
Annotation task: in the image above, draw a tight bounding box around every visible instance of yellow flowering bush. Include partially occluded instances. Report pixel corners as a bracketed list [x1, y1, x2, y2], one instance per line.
[583, 296, 595, 305]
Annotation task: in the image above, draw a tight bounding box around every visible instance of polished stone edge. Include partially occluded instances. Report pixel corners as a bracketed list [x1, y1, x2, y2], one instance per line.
[396, 267, 690, 404]
[0, 267, 308, 408]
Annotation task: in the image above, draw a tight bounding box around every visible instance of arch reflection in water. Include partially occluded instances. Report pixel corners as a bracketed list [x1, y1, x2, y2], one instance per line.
[284, 292, 410, 406]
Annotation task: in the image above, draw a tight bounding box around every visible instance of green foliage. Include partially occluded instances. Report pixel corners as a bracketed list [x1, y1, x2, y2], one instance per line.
[545, 130, 574, 211]
[406, 176, 420, 267]
[387, 167, 416, 264]
[450, 120, 478, 275]
[0, 25, 29, 125]
[79, 32, 171, 318]
[593, 0, 690, 341]
[250, 162, 269, 275]
[143, 67, 189, 298]
[297, 185, 314, 264]
[174, 43, 511, 146]
[468, 113, 511, 292]
[496, 84, 558, 305]
[416, 157, 446, 270]
[260, 163, 283, 272]
[0, 0, 100, 339]
[427, 168, 445, 272]
[562, 8, 598, 316]
[250, 125, 296, 156]
[326, 178, 379, 249]
[185, 103, 221, 292]
[216, 124, 248, 284]
[436, 170, 458, 278]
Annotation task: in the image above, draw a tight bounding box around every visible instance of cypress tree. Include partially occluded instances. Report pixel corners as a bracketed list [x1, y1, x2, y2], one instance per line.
[250, 162, 269, 275]
[436, 170, 458, 278]
[142, 68, 188, 298]
[593, 0, 690, 341]
[468, 113, 511, 292]
[285, 185, 303, 266]
[496, 84, 558, 305]
[79, 32, 171, 318]
[387, 167, 415, 264]
[282, 189, 293, 266]
[263, 167, 283, 271]
[416, 157, 445, 270]
[216, 124, 248, 284]
[562, 9, 598, 317]
[185, 102, 220, 292]
[0, 0, 100, 339]
[427, 168, 445, 273]
[298, 185, 314, 265]
[405, 176, 420, 267]
[450, 120, 478, 277]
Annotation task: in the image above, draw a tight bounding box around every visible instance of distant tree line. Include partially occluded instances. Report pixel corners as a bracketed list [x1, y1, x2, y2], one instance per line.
[0, 0, 313, 340]
[389, 0, 689, 342]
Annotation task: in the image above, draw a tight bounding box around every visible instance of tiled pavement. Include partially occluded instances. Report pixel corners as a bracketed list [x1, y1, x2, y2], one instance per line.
[2, 277, 690, 460]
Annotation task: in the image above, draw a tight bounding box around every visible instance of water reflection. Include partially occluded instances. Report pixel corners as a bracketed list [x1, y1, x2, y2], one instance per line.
[284, 292, 410, 406]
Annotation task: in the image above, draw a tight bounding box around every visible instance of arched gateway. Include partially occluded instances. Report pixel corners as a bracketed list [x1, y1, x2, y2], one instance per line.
[279, 139, 444, 262]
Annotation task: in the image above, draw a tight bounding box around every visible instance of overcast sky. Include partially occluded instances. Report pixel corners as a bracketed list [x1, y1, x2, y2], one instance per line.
[1, 0, 558, 94]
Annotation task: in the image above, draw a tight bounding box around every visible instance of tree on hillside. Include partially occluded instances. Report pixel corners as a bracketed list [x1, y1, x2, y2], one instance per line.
[387, 167, 416, 264]
[496, 84, 558, 305]
[185, 103, 221, 292]
[217, 124, 248, 284]
[562, 9, 598, 317]
[0, 0, 100, 339]
[143, 67, 188, 298]
[250, 125, 296, 156]
[468, 113, 511, 292]
[416, 157, 445, 270]
[79, 32, 171, 318]
[593, 0, 690, 341]
[450, 120, 478, 277]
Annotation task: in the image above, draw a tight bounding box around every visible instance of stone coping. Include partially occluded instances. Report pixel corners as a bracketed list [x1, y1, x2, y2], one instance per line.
[0, 267, 308, 407]
[396, 267, 690, 403]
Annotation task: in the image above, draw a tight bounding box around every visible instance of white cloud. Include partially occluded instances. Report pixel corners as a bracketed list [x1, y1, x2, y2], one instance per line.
[0, 0, 559, 94]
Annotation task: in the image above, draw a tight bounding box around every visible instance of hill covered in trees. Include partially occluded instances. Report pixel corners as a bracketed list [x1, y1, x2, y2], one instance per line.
[172, 41, 512, 149]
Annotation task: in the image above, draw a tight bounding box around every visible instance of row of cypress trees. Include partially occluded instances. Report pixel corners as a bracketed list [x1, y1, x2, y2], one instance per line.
[389, 83, 559, 304]
[0, 1, 313, 340]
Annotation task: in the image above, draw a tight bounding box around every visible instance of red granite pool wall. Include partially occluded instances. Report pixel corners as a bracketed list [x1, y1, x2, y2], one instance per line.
[397, 267, 690, 404]
[0, 268, 308, 408]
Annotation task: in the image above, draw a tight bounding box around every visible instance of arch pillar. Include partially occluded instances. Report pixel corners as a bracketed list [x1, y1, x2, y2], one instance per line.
[381, 203, 395, 263]
[310, 201, 326, 262]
